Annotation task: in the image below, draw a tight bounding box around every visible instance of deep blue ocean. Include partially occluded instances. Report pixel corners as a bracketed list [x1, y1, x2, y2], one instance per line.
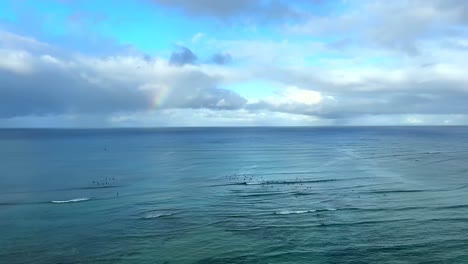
[1, 127, 468, 263]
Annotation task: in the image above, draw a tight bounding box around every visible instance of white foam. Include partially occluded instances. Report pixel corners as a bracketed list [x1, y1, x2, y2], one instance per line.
[51, 197, 91, 204]
[142, 212, 174, 219]
[275, 210, 315, 215]
[245, 182, 261, 185]
[275, 208, 338, 215]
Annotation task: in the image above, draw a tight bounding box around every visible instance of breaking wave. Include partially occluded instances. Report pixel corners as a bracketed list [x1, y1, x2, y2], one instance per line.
[141, 212, 176, 219]
[274, 208, 337, 215]
[51, 197, 91, 204]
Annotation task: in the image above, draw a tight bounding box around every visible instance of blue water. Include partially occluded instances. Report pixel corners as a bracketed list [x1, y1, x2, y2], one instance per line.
[1, 127, 468, 263]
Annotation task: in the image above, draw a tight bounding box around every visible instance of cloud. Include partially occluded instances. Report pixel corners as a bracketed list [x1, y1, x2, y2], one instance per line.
[0, 49, 34, 74]
[279, 87, 323, 105]
[169, 46, 198, 66]
[210, 52, 232, 65]
[0, 109, 331, 128]
[0, 31, 51, 51]
[150, 0, 311, 23]
[3, 0, 468, 127]
[238, 55, 468, 118]
[0, 32, 248, 119]
[191, 32, 205, 43]
[286, 0, 468, 55]
[0, 53, 150, 118]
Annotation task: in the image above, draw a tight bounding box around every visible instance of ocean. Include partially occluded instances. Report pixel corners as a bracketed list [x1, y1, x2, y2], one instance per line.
[1, 127, 468, 263]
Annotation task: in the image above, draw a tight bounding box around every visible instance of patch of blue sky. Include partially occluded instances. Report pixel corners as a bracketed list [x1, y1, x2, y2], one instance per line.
[0, 0, 359, 61]
[0, 1, 15, 22]
[183, 21, 287, 63]
[85, 1, 197, 54]
[303, 53, 345, 64]
[72, 0, 260, 57]
[0, 0, 201, 55]
[20, 0, 71, 36]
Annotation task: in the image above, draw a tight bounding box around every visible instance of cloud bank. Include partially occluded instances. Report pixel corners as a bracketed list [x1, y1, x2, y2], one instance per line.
[1, 0, 468, 126]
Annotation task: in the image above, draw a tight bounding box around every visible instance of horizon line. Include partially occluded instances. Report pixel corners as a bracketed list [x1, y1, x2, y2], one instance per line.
[1, 125, 468, 130]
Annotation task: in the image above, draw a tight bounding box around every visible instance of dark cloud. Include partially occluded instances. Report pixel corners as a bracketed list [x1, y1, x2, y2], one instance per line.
[167, 87, 247, 110]
[153, 0, 255, 17]
[368, 0, 468, 55]
[142, 53, 153, 62]
[155, 68, 247, 109]
[151, 0, 310, 22]
[235, 60, 468, 120]
[0, 34, 248, 118]
[0, 60, 248, 118]
[210, 52, 232, 65]
[0, 64, 150, 118]
[246, 83, 468, 120]
[169, 46, 197, 66]
[288, 0, 468, 55]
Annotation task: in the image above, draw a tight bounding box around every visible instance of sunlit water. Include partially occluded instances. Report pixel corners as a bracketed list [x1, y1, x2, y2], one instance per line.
[1, 127, 468, 263]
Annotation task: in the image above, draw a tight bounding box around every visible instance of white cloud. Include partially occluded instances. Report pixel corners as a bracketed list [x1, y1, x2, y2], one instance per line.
[405, 116, 424, 124]
[284, 86, 322, 105]
[191, 32, 205, 43]
[267, 86, 323, 105]
[3, 0, 468, 129]
[0, 34, 248, 119]
[0, 49, 34, 74]
[101, 108, 332, 127]
[0, 30, 51, 50]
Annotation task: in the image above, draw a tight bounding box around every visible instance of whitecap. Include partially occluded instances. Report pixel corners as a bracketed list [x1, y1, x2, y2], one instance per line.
[275, 210, 315, 215]
[245, 182, 261, 185]
[314, 208, 338, 212]
[275, 208, 338, 215]
[51, 197, 91, 204]
[141, 212, 175, 219]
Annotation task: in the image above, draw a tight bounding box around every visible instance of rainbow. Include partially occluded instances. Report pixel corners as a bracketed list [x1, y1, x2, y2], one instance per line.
[148, 84, 172, 110]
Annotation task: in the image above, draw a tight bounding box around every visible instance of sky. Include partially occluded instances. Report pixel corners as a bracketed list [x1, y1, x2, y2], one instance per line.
[1, 0, 468, 127]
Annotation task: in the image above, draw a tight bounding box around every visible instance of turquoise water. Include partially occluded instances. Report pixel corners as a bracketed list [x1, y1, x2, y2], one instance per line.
[1, 127, 468, 263]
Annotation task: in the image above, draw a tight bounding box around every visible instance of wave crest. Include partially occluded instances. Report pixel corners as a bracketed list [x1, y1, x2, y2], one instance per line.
[141, 212, 175, 219]
[51, 197, 91, 204]
[275, 210, 314, 215]
[275, 208, 338, 215]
